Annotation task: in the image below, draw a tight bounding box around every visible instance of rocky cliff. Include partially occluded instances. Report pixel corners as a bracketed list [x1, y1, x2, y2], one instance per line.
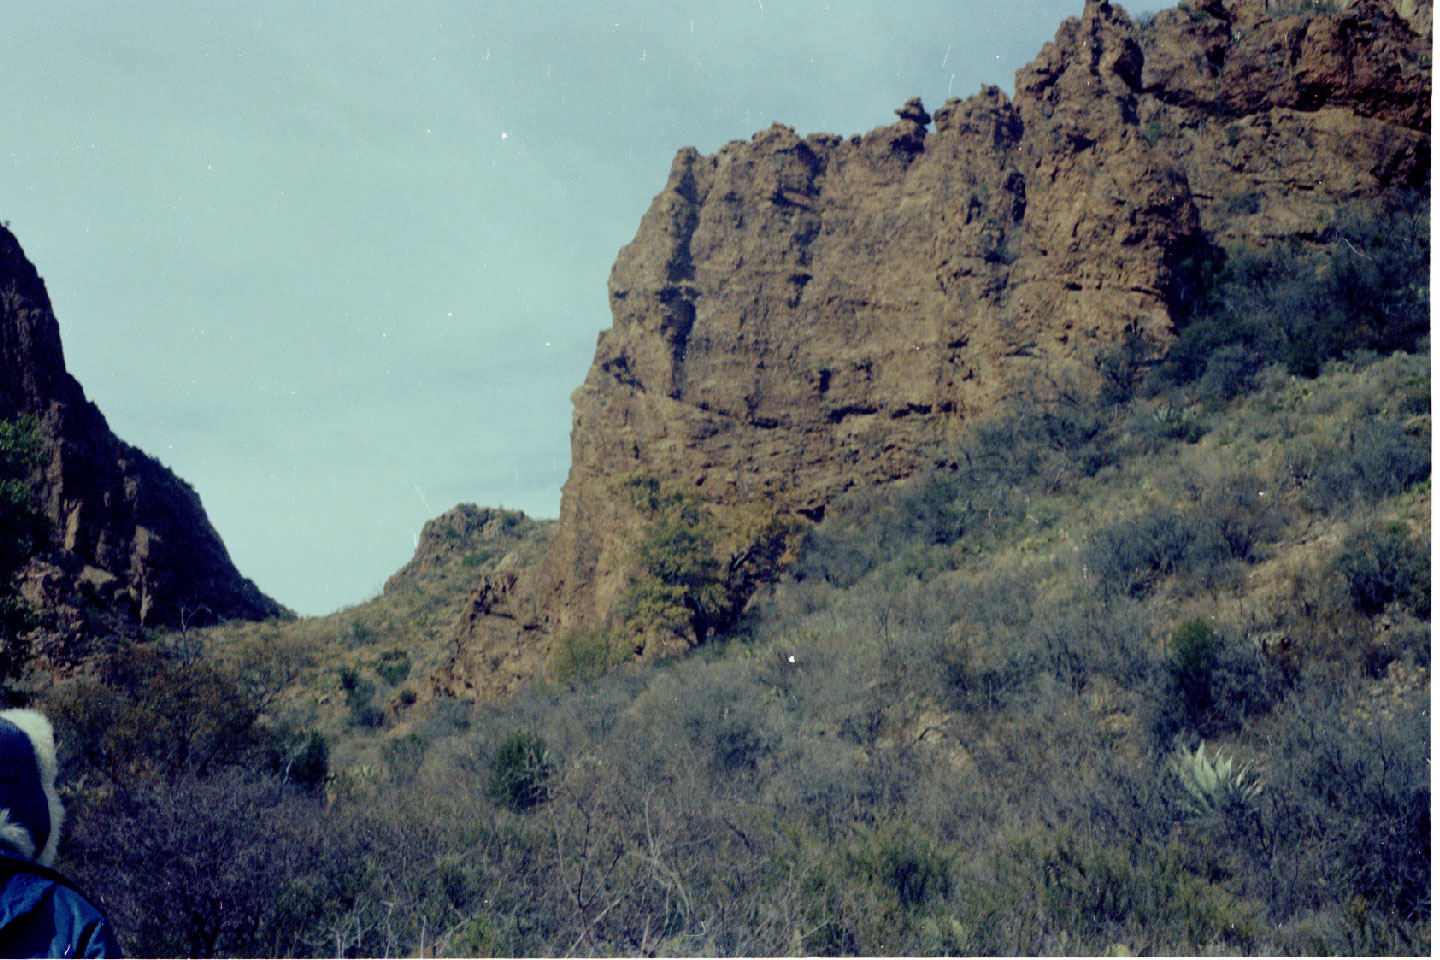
[438, 0, 1430, 699]
[0, 227, 284, 641]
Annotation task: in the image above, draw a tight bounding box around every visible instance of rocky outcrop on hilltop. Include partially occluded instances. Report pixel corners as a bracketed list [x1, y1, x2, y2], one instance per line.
[380, 506, 555, 702]
[438, 0, 1430, 699]
[383, 505, 552, 596]
[0, 226, 284, 641]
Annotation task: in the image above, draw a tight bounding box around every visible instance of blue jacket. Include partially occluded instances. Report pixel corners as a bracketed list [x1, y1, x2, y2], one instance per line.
[0, 847, 122, 959]
[1, 711, 122, 958]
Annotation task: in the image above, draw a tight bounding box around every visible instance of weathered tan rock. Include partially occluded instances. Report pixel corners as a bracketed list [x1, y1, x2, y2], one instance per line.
[1136, 0, 1430, 248]
[1, 227, 284, 636]
[437, 0, 1430, 698]
[444, 569, 554, 700]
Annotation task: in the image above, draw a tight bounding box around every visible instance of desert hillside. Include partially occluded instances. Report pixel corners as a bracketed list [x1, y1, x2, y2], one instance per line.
[0, 1, 1428, 956]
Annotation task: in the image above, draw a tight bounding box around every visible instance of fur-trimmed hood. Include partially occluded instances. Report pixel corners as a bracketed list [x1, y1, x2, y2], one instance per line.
[0, 709, 64, 866]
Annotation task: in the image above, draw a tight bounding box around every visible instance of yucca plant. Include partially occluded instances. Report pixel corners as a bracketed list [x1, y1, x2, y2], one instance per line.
[1170, 742, 1263, 819]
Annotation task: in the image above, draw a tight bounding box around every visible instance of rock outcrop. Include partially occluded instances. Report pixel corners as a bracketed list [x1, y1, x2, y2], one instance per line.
[438, 0, 1430, 699]
[383, 505, 552, 596]
[378, 506, 555, 701]
[0, 226, 284, 638]
[1136, 0, 1429, 247]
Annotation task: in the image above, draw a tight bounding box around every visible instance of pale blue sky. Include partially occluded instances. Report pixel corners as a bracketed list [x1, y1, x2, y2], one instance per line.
[1, 1, 1166, 615]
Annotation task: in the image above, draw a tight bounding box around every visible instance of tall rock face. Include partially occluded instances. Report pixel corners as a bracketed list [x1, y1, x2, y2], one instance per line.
[439, 0, 1430, 699]
[0, 227, 283, 634]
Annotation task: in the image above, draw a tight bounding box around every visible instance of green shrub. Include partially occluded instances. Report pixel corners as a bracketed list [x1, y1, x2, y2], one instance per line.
[551, 626, 628, 685]
[1268, 688, 1430, 920]
[336, 673, 380, 729]
[1156, 194, 1429, 394]
[1333, 522, 1429, 617]
[63, 769, 368, 958]
[348, 703, 385, 729]
[1225, 191, 1262, 215]
[1388, 615, 1430, 669]
[53, 647, 267, 785]
[855, 822, 951, 908]
[288, 732, 329, 792]
[418, 697, 473, 738]
[0, 417, 43, 559]
[1152, 620, 1287, 742]
[796, 396, 1108, 588]
[487, 731, 553, 812]
[1290, 417, 1429, 513]
[1170, 619, 1221, 709]
[383, 733, 428, 784]
[696, 704, 773, 774]
[617, 471, 796, 645]
[335, 666, 385, 727]
[1201, 476, 1284, 562]
[1028, 597, 1154, 694]
[1081, 511, 1231, 599]
[462, 549, 495, 569]
[374, 648, 411, 686]
[779, 819, 956, 954]
[451, 915, 501, 957]
[991, 830, 1258, 952]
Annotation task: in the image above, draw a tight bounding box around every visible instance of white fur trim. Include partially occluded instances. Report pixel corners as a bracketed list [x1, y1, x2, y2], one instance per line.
[0, 709, 65, 866]
[0, 810, 37, 859]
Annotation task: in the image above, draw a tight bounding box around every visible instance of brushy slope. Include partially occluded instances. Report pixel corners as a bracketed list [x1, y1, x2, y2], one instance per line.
[186, 505, 555, 769]
[39, 210, 1431, 956]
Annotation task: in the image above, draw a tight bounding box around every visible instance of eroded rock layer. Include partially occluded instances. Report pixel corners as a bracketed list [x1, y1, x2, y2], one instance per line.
[439, 0, 1430, 698]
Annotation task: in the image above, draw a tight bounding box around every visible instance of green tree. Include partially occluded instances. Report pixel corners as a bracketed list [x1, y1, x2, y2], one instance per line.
[617, 470, 798, 646]
[0, 416, 44, 692]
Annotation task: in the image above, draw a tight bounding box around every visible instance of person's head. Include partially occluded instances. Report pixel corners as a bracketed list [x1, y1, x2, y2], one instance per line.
[0, 709, 64, 866]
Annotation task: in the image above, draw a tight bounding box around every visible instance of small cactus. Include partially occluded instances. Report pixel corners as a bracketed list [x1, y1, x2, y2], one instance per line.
[1170, 742, 1262, 818]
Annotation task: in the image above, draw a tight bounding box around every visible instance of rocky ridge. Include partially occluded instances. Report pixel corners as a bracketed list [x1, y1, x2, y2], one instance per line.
[0, 226, 283, 647]
[428, 0, 1430, 699]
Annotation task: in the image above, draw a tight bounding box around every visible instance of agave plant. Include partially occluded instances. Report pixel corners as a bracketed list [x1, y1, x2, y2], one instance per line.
[1170, 741, 1263, 818]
